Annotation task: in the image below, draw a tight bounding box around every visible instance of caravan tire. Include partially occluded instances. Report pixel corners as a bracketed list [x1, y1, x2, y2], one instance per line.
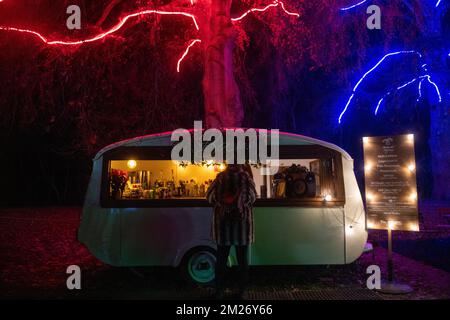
[180, 246, 216, 286]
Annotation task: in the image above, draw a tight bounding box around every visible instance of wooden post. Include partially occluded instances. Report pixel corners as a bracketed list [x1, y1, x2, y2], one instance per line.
[387, 228, 393, 282]
[377, 227, 413, 294]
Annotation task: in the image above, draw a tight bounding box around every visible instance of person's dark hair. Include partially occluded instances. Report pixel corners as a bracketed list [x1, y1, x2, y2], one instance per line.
[224, 164, 253, 178]
[243, 164, 253, 179]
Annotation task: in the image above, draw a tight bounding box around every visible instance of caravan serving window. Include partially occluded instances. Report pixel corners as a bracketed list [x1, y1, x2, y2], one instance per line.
[250, 158, 337, 201]
[107, 160, 223, 201]
[100, 145, 345, 207]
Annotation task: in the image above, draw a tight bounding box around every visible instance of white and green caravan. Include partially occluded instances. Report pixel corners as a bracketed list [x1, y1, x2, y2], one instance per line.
[78, 130, 367, 284]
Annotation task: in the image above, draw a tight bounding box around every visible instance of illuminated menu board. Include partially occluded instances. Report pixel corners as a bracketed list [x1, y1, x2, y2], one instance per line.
[363, 134, 419, 231]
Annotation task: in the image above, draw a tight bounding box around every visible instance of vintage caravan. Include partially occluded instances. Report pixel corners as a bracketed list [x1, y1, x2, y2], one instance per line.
[79, 130, 367, 284]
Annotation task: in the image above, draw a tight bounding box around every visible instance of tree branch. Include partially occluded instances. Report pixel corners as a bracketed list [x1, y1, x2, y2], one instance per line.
[158, 0, 195, 14]
[96, 0, 125, 27]
[95, 0, 195, 28]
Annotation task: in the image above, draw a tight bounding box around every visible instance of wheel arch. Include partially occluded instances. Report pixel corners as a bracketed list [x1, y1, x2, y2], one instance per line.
[173, 240, 217, 267]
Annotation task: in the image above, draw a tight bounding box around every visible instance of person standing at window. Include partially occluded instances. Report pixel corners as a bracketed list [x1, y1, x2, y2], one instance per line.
[206, 164, 257, 299]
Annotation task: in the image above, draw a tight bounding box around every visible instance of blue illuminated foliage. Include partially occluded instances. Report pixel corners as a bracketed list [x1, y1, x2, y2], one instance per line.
[338, 50, 443, 122]
[338, 2, 447, 124]
[338, 51, 423, 123]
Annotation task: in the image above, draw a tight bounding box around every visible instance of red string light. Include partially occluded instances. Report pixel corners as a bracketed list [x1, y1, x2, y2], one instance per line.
[0, 1, 299, 71]
[232, 1, 300, 21]
[0, 9, 199, 46]
[177, 39, 201, 72]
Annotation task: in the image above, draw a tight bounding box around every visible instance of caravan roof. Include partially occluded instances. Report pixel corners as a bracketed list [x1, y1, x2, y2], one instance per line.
[94, 129, 352, 161]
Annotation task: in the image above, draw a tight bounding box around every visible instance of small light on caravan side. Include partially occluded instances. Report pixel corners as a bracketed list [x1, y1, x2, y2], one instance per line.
[127, 160, 137, 169]
[407, 163, 415, 172]
[324, 194, 332, 202]
[363, 137, 370, 144]
[346, 225, 354, 236]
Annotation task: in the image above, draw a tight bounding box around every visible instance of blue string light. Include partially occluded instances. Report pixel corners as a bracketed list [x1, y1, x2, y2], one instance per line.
[417, 78, 425, 101]
[338, 0, 444, 11]
[338, 3, 446, 123]
[339, 50, 443, 121]
[338, 51, 422, 123]
[374, 78, 418, 115]
[375, 95, 388, 115]
[425, 75, 442, 102]
[340, 0, 369, 11]
[374, 74, 442, 115]
[416, 75, 442, 103]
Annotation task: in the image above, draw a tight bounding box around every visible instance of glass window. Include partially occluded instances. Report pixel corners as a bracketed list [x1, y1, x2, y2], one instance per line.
[108, 160, 224, 200]
[104, 147, 342, 205]
[249, 158, 336, 201]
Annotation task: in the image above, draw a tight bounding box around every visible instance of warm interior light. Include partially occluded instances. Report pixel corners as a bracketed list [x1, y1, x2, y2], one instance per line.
[367, 221, 375, 229]
[324, 194, 332, 201]
[127, 160, 137, 169]
[366, 192, 374, 201]
[365, 162, 373, 172]
[409, 192, 417, 201]
[219, 163, 226, 171]
[409, 223, 419, 231]
[363, 137, 369, 144]
[407, 163, 415, 172]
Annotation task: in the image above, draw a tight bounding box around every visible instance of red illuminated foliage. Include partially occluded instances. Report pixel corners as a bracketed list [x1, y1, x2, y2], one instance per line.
[0, 0, 430, 154]
[0, 1, 302, 129]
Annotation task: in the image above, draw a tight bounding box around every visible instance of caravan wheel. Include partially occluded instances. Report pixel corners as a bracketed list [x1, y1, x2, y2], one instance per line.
[180, 246, 216, 285]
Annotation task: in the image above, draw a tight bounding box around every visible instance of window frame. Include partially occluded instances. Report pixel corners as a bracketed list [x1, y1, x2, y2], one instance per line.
[100, 145, 345, 208]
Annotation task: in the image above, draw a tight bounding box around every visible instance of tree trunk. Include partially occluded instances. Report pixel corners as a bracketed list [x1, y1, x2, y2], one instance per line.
[430, 92, 450, 200]
[422, 12, 450, 200]
[202, 0, 243, 128]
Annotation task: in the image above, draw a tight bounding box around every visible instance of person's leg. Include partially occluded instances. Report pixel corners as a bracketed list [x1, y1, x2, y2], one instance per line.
[215, 245, 231, 297]
[235, 245, 249, 295]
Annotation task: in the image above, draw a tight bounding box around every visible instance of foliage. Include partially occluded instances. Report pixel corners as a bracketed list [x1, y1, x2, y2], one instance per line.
[0, 0, 447, 202]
